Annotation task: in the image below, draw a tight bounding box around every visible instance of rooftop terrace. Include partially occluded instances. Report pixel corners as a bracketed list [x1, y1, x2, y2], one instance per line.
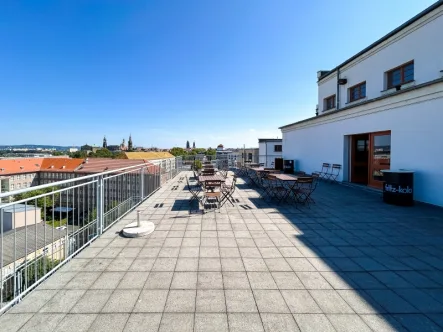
[1, 171, 443, 332]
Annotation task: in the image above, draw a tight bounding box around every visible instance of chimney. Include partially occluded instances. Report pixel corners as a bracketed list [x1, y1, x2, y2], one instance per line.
[62, 165, 66, 169]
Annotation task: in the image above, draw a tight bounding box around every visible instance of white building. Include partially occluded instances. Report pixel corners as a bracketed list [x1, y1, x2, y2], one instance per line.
[258, 139, 282, 168]
[280, 2, 443, 207]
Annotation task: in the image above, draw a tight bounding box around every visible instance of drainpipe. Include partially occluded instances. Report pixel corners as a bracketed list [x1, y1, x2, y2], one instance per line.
[336, 67, 340, 110]
[265, 143, 267, 167]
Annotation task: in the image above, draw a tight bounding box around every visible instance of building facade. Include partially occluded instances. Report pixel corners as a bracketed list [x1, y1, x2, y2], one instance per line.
[258, 139, 282, 168]
[280, 2, 443, 206]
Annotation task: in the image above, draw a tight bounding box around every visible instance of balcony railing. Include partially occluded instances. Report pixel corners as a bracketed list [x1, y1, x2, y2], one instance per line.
[0, 157, 183, 314]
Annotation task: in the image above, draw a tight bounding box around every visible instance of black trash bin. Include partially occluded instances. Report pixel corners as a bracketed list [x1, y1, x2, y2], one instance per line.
[382, 169, 414, 206]
[283, 160, 294, 174]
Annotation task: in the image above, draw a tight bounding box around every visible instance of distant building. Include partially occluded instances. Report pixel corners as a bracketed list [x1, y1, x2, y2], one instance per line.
[258, 138, 282, 168]
[0, 203, 42, 232]
[80, 145, 92, 153]
[69, 148, 78, 153]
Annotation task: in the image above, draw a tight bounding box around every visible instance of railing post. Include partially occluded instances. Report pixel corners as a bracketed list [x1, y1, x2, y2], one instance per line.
[140, 167, 145, 202]
[96, 175, 104, 235]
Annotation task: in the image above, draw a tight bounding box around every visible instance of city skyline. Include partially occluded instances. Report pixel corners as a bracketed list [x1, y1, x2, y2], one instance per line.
[1, 1, 435, 148]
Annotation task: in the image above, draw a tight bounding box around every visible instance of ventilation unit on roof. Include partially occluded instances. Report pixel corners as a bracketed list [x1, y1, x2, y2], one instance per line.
[20, 166, 24, 169]
[62, 166, 66, 169]
[50, 165, 54, 168]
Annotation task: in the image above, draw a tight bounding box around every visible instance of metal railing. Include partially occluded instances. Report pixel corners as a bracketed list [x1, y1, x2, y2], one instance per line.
[0, 157, 183, 314]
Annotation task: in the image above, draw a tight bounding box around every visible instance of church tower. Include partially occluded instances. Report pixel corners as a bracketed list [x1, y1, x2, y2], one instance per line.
[103, 136, 107, 149]
[193, 141, 195, 149]
[128, 134, 133, 151]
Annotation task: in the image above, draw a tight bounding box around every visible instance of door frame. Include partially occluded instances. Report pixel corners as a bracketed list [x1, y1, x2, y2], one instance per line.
[368, 130, 391, 189]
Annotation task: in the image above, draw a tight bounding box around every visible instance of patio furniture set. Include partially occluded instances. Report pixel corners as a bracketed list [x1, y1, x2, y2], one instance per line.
[186, 161, 236, 211]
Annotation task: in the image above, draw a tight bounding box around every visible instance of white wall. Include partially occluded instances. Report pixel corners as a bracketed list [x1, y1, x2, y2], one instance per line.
[318, 7, 443, 112]
[283, 83, 443, 207]
[258, 141, 282, 167]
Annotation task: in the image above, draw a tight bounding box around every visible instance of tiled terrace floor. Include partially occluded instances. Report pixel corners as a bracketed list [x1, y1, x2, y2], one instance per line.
[2, 171, 443, 332]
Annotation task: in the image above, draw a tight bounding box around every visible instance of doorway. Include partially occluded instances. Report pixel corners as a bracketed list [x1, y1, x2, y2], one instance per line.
[350, 130, 391, 189]
[351, 134, 369, 185]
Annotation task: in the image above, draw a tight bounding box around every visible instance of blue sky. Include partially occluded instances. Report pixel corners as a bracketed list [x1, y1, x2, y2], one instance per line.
[0, 0, 436, 149]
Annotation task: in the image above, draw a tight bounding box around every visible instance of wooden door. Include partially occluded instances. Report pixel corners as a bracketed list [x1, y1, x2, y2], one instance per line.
[350, 134, 369, 184]
[368, 131, 391, 188]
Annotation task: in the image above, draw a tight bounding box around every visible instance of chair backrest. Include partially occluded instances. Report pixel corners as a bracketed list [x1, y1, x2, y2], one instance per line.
[297, 177, 313, 183]
[322, 163, 330, 169]
[205, 180, 222, 188]
[332, 164, 341, 173]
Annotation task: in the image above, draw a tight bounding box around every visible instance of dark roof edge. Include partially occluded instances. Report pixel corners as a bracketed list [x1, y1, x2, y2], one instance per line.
[279, 77, 443, 130]
[258, 138, 282, 143]
[318, 1, 443, 82]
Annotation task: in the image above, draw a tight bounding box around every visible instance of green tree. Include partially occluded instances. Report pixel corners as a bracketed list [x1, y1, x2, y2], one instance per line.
[90, 148, 113, 158]
[52, 151, 65, 156]
[206, 148, 216, 156]
[14, 187, 60, 217]
[170, 147, 188, 157]
[194, 160, 202, 170]
[113, 152, 126, 159]
[69, 150, 88, 159]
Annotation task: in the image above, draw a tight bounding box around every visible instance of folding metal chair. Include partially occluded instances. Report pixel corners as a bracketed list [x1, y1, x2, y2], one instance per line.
[313, 163, 330, 180]
[325, 164, 341, 183]
[186, 176, 202, 204]
[220, 176, 237, 207]
[291, 177, 314, 207]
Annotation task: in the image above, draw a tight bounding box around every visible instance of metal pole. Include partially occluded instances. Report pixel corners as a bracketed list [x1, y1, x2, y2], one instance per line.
[137, 210, 141, 227]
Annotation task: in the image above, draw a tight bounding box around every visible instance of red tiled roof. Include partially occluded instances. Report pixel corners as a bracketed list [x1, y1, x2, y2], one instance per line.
[75, 158, 155, 173]
[40, 158, 84, 172]
[0, 158, 44, 175]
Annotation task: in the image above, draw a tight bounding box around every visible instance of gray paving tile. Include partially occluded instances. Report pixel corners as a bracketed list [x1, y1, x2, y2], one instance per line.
[70, 290, 112, 313]
[220, 247, 241, 257]
[261, 313, 300, 332]
[221, 258, 245, 271]
[38, 272, 78, 290]
[138, 246, 161, 258]
[152, 258, 177, 271]
[170, 272, 197, 289]
[118, 271, 150, 289]
[39, 289, 85, 313]
[200, 247, 221, 258]
[88, 313, 129, 332]
[337, 289, 384, 314]
[293, 313, 336, 332]
[345, 272, 387, 289]
[223, 272, 251, 289]
[395, 271, 441, 288]
[0, 313, 33, 332]
[164, 290, 196, 312]
[65, 272, 101, 289]
[228, 313, 265, 332]
[327, 314, 372, 332]
[243, 258, 269, 272]
[91, 272, 125, 289]
[199, 258, 222, 271]
[175, 258, 198, 271]
[101, 289, 140, 313]
[309, 290, 354, 313]
[129, 258, 156, 271]
[253, 290, 290, 313]
[19, 313, 66, 332]
[281, 290, 322, 313]
[320, 271, 357, 290]
[272, 272, 305, 290]
[54, 313, 97, 332]
[394, 288, 443, 313]
[264, 258, 292, 271]
[297, 272, 332, 289]
[159, 313, 194, 332]
[364, 289, 418, 313]
[9, 290, 58, 313]
[392, 314, 443, 332]
[196, 290, 226, 312]
[360, 314, 408, 332]
[247, 272, 278, 289]
[133, 289, 168, 312]
[286, 258, 317, 272]
[225, 289, 258, 312]
[195, 313, 228, 332]
[198, 272, 224, 289]
[144, 272, 173, 289]
[124, 313, 162, 332]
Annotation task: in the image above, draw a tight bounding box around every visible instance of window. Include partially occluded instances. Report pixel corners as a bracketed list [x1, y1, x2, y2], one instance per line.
[349, 82, 366, 102]
[324, 95, 336, 111]
[11, 184, 14, 190]
[274, 145, 282, 152]
[387, 61, 414, 89]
